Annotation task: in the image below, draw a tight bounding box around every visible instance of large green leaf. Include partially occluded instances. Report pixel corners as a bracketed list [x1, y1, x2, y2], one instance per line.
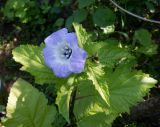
[133, 29, 158, 55]
[83, 64, 156, 126]
[134, 29, 152, 45]
[74, 80, 117, 127]
[93, 7, 116, 27]
[106, 66, 157, 113]
[87, 63, 110, 106]
[12, 45, 65, 85]
[74, 23, 102, 56]
[66, 16, 74, 29]
[55, 75, 76, 123]
[73, 23, 91, 49]
[2, 78, 57, 127]
[98, 39, 135, 68]
[77, 112, 116, 127]
[66, 10, 88, 29]
[73, 9, 88, 23]
[56, 85, 74, 123]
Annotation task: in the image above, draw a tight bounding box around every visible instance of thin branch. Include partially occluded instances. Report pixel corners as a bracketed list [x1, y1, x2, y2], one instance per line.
[109, 0, 160, 24]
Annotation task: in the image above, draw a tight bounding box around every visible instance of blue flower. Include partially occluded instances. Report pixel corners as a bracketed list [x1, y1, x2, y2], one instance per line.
[43, 28, 87, 78]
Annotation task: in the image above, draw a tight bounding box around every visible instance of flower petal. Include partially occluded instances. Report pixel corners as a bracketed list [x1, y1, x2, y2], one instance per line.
[43, 47, 56, 69]
[52, 63, 71, 77]
[70, 48, 87, 73]
[65, 33, 78, 48]
[45, 28, 68, 47]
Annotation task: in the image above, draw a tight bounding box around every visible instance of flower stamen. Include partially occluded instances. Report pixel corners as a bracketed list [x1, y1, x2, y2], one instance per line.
[62, 46, 72, 59]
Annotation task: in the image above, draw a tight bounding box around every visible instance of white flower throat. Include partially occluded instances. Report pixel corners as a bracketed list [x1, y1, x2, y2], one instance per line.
[54, 42, 73, 64]
[62, 45, 72, 59]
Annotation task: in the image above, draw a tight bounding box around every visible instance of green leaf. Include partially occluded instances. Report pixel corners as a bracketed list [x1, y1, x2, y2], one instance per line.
[87, 63, 110, 106]
[73, 23, 105, 56]
[56, 85, 74, 123]
[3, 0, 31, 22]
[77, 112, 116, 127]
[74, 80, 117, 127]
[78, 0, 95, 8]
[52, 113, 67, 127]
[73, 9, 88, 23]
[134, 29, 152, 45]
[133, 29, 158, 55]
[74, 23, 101, 56]
[66, 16, 74, 29]
[93, 7, 116, 27]
[12, 45, 64, 85]
[2, 78, 57, 127]
[138, 44, 157, 55]
[65, 10, 88, 29]
[73, 23, 91, 48]
[74, 80, 99, 120]
[55, 75, 76, 123]
[98, 39, 135, 68]
[54, 18, 64, 27]
[85, 42, 106, 55]
[106, 66, 157, 113]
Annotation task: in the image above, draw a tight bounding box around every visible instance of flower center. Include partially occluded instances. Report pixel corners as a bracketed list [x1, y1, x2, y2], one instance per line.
[62, 46, 72, 59]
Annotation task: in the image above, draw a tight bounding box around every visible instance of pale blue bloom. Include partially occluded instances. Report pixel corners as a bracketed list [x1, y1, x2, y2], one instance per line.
[43, 28, 87, 77]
